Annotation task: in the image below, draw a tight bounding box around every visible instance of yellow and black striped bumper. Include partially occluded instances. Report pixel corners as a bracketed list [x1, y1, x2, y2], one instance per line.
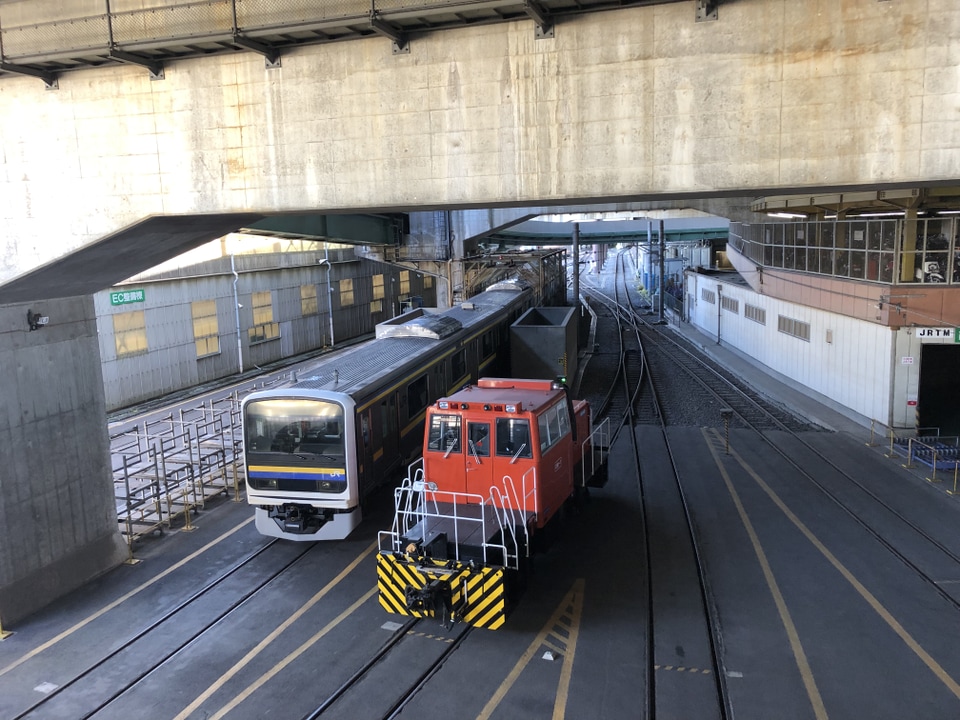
[377, 552, 508, 630]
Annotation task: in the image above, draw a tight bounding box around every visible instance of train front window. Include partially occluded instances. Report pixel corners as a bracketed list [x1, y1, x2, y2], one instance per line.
[245, 399, 346, 462]
[427, 414, 461, 454]
[496, 418, 532, 458]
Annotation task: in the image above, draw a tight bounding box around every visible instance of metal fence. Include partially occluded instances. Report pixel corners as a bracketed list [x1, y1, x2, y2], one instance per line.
[2, 0, 447, 61]
[110, 391, 245, 554]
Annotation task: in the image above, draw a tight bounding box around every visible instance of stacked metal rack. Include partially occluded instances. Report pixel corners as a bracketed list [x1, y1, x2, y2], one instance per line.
[110, 390, 250, 554]
[888, 432, 960, 478]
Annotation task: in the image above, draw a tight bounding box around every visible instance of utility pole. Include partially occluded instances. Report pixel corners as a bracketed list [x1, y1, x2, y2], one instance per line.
[572, 222, 580, 306]
[658, 219, 666, 323]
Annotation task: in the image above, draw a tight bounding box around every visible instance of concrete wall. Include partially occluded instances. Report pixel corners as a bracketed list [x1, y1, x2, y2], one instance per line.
[0, 298, 127, 625]
[2, 0, 958, 285]
[685, 273, 894, 428]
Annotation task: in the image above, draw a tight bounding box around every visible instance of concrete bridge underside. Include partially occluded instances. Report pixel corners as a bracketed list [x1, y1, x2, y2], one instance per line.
[1, 0, 959, 625]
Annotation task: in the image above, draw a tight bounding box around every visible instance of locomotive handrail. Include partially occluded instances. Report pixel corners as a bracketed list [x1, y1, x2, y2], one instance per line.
[382, 475, 519, 569]
[580, 417, 611, 487]
[522, 467, 539, 519]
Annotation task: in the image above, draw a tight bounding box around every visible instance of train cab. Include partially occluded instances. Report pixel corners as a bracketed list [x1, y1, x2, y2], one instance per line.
[423, 378, 592, 529]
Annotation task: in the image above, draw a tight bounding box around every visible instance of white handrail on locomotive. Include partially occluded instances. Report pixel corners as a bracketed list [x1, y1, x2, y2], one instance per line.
[580, 416, 611, 487]
[378, 459, 533, 572]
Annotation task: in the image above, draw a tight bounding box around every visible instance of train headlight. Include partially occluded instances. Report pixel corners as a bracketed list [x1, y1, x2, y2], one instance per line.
[506, 404, 517, 413]
[439, 401, 449, 409]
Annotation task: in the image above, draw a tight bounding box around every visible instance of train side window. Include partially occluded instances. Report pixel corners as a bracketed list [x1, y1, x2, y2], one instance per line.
[407, 375, 428, 418]
[360, 413, 370, 446]
[452, 350, 466, 384]
[537, 413, 551, 452]
[496, 418, 532, 458]
[428, 414, 461, 453]
[537, 400, 570, 453]
[481, 331, 495, 359]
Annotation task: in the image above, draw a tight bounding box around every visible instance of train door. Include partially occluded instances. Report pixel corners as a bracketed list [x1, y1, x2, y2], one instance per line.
[465, 421, 493, 498]
[357, 409, 373, 497]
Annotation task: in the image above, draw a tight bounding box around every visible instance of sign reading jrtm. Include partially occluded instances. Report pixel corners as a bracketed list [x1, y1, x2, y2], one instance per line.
[110, 289, 145, 306]
[917, 327, 955, 339]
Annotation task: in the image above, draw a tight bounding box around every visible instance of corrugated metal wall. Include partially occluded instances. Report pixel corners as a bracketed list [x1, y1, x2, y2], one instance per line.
[96, 252, 437, 411]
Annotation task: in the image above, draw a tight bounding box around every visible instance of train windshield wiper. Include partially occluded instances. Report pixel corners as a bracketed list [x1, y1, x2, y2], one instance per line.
[295, 452, 339, 461]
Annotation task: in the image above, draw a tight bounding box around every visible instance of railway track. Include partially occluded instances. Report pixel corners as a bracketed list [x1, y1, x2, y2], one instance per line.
[11, 538, 315, 720]
[581, 251, 733, 719]
[590, 249, 960, 720]
[302, 619, 472, 719]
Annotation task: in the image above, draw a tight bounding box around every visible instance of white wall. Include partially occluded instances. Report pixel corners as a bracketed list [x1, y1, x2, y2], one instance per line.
[687, 274, 894, 426]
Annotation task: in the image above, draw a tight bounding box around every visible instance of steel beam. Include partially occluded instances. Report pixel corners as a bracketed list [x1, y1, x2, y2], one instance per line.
[232, 34, 281, 67]
[523, 0, 554, 38]
[370, 13, 409, 53]
[0, 61, 57, 88]
[108, 49, 164, 79]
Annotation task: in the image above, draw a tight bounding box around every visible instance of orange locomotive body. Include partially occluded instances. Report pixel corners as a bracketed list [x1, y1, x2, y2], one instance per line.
[377, 378, 608, 629]
[423, 378, 595, 528]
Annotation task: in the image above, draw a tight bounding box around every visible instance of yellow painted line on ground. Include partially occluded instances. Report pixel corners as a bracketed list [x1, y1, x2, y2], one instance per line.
[174, 540, 377, 720]
[711, 427, 960, 703]
[477, 578, 585, 720]
[701, 428, 829, 720]
[207, 588, 376, 720]
[0, 516, 255, 679]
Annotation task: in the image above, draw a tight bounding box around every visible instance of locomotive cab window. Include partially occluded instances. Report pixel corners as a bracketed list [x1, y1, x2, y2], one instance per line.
[496, 418, 532, 458]
[428, 414, 461, 453]
[537, 400, 571, 453]
[468, 422, 490, 457]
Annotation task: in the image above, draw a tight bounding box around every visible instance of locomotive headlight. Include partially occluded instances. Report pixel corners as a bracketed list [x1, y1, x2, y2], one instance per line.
[265, 479, 278, 489]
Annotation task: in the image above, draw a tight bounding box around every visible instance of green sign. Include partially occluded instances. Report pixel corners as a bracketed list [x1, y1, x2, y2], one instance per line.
[110, 289, 145, 306]
[956, 327, 960, 343]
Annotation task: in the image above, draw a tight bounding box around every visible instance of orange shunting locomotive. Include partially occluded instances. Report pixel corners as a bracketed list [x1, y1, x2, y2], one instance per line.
[377, 378, 609, 630]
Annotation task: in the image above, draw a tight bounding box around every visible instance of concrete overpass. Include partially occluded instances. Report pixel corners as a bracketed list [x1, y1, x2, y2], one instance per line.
[1, 0, 959, 625]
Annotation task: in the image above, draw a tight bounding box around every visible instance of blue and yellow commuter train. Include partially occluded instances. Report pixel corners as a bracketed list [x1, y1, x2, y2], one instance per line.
[240, 282, 534, 540]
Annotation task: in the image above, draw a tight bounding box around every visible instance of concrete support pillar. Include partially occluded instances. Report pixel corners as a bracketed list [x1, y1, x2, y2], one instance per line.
[0, 297, 127, 626]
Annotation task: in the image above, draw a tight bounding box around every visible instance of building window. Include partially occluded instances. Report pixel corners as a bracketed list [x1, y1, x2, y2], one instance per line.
[777, 315, 810, 341]
[249, 291, 279, 344]
[373, 274, 384, 300]
[721, 295, 739, 314]
[400, 270, 411, 295]
[701, 288, 716, 304]
[301, 285, 318, 316]
[423, 276, 433, 289]
[191, 300, 220, 357]
[114, 310, 147, 358]
[744, 304, 766, 325]
[370, 299, 383, 313]
[339, 278, 354, 307]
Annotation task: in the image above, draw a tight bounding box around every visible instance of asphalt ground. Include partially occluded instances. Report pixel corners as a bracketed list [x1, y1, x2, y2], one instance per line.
[6, 328, 960, 718]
